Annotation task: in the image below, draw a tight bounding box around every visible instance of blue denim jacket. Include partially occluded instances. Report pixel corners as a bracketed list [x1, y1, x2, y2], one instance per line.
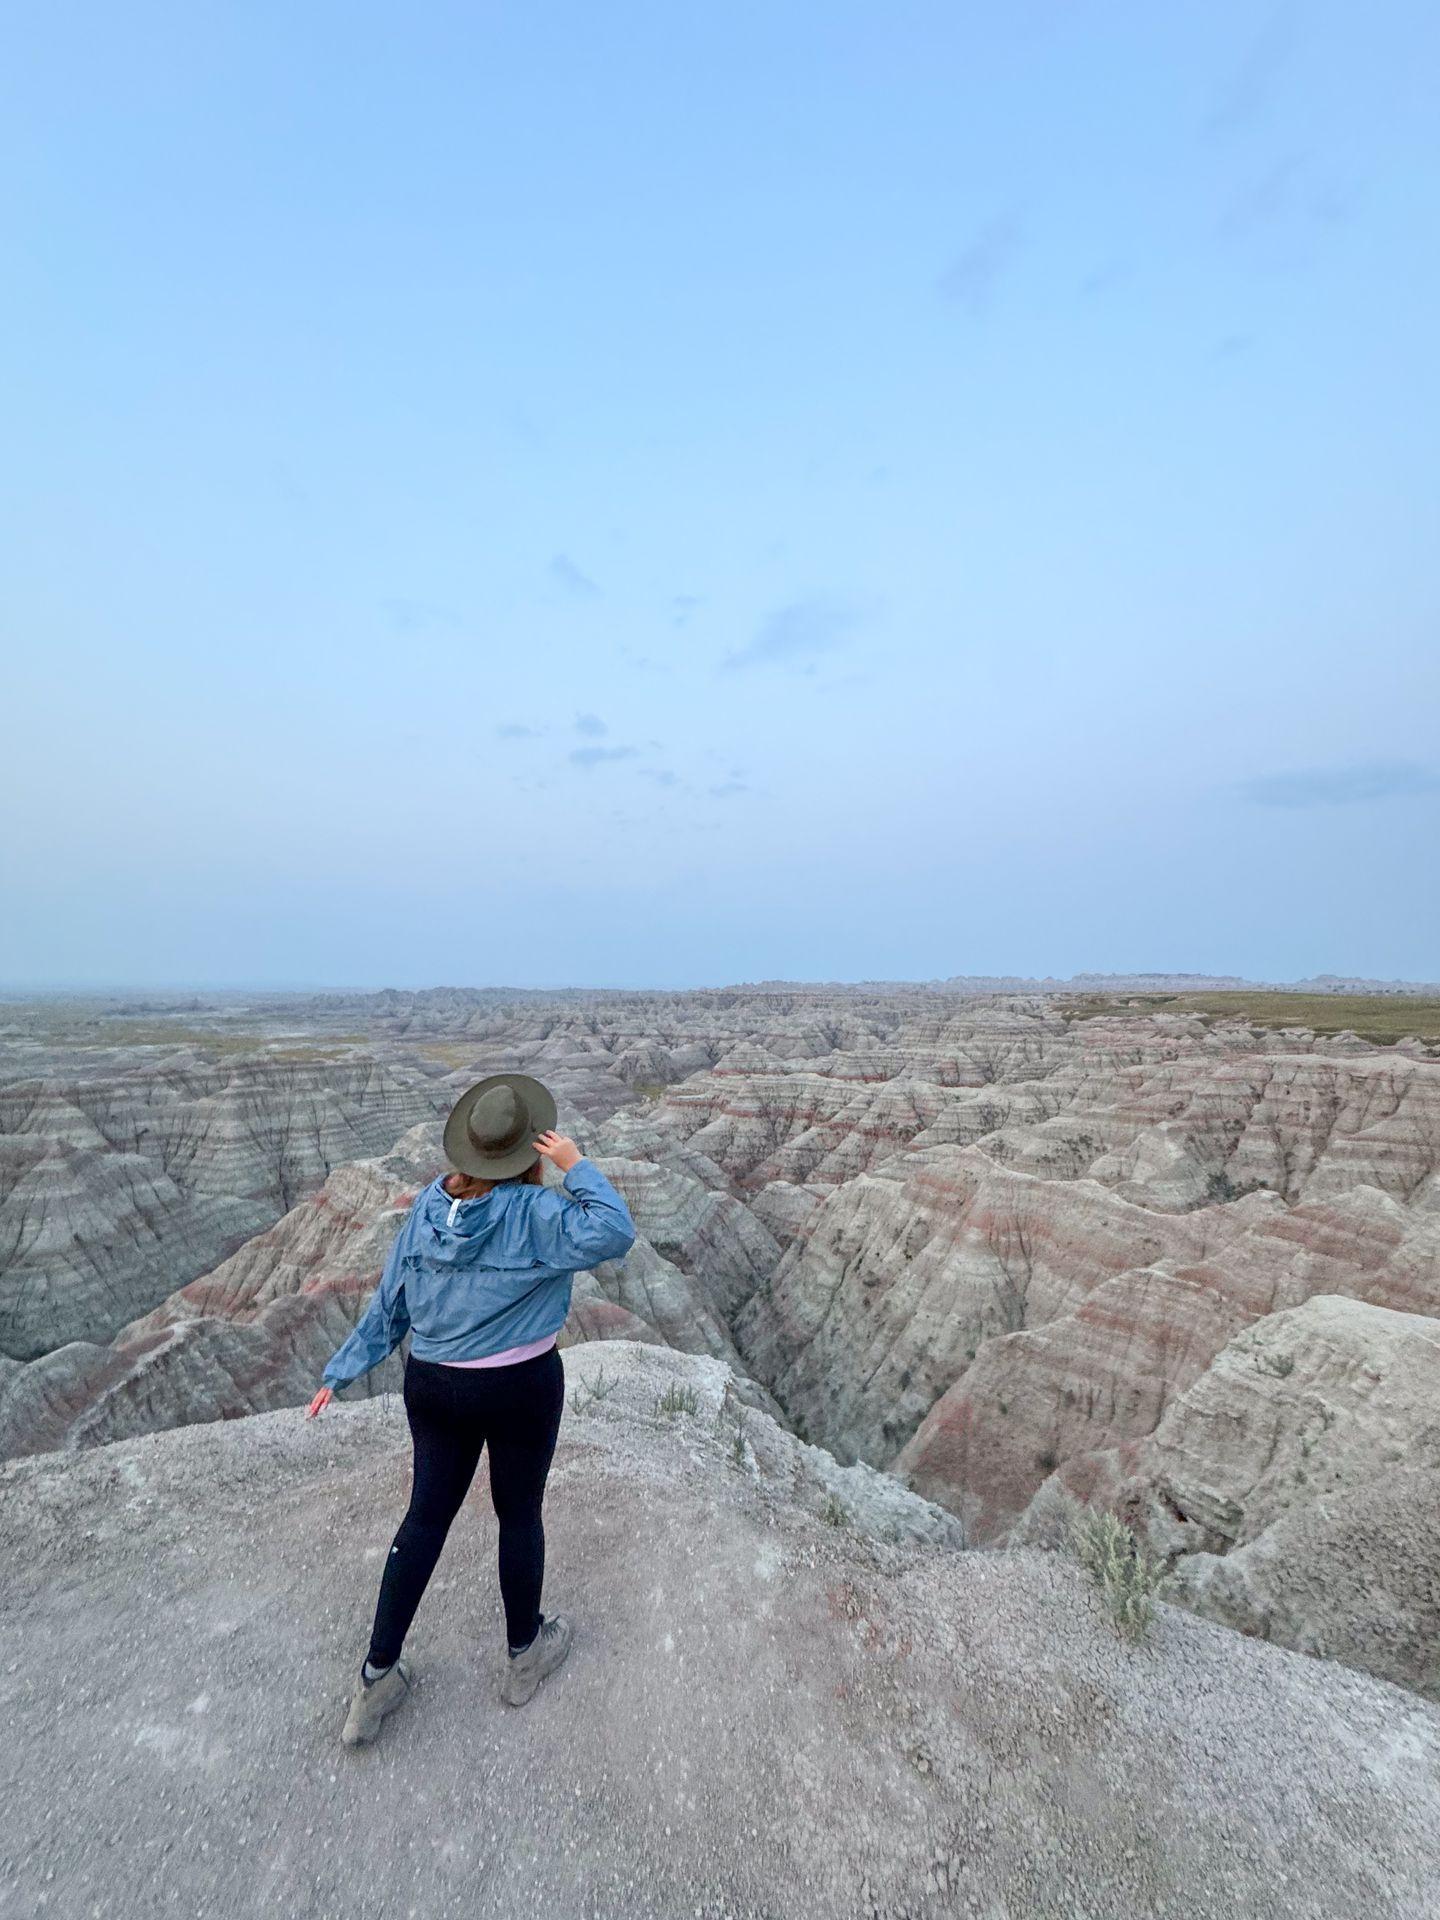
[322, 1159, 636, 1390]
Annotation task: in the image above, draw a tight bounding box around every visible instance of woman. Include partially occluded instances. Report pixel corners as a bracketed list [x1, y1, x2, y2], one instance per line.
[306, 1072, 636, 1747]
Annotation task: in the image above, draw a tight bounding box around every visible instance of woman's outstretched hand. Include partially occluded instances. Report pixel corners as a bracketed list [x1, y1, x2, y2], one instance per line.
[534, 1130, 583, 1174]
[306, 1387, 333, 1418]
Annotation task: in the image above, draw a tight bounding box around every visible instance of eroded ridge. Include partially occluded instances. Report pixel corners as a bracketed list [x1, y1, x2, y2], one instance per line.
[3, 986, 1438, 1695]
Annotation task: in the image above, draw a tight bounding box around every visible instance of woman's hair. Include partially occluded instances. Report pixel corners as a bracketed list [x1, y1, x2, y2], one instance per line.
[445, 1161, 543, 1199]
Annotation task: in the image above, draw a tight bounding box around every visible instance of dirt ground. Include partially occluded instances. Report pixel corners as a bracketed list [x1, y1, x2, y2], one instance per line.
[3, 1341, 1437, 1920]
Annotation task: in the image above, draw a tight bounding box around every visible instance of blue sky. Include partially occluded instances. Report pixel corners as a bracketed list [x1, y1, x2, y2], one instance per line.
[3, 2, 1437, 989]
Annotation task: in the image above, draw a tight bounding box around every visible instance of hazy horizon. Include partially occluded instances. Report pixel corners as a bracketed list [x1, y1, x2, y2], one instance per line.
[3, 967, 1437, 1000]
[5, 3, 1437, 990]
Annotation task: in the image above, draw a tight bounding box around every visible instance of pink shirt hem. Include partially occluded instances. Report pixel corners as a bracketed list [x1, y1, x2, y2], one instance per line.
[439, 1333, 558, 1370]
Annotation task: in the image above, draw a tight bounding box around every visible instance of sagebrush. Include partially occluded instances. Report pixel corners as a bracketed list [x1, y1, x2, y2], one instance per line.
[1070, 1508, 1168, 1641]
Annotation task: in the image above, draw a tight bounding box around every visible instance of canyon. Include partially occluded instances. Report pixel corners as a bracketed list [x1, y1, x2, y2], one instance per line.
[2, 983, 1438, 1705]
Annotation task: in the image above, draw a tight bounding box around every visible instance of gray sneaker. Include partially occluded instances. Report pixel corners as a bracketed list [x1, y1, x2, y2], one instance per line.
[500, 1614, 573, 1707]
[340, 1658, 413, 1747]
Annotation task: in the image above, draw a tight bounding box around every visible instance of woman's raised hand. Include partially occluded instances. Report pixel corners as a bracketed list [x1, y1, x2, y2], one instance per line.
[534, 1129, 583, 1174]
[306, 1386, 333, 1418]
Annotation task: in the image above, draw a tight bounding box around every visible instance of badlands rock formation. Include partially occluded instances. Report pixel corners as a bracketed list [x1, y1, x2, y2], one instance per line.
[4, 985, 1439, 1700]
[5, 1341, 1438, 1920]
[0, 1112, 785, 1460]
[0, 1001, 710, 1414]
[587, 997, 1440, 1693]
[0, 1051, 445, 1358]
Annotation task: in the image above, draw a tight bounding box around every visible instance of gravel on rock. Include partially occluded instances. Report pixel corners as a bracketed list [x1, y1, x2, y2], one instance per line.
[2, 1340, 1437, 1920]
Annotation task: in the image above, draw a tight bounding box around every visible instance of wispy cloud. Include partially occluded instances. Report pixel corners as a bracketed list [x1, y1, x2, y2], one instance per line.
[1218, 155, 1302, 240]
[1080, 257, 1130, 299]
[575, 712, 607, 737]
[1240, 761, 1440, 807]
[937, 216, 1021, 317]
[550, 553, 599, 596]
[570, 744, 638, 770]
[709, 779, 748, 799]
[1219, 155, 1352, 246]
[619, 644, 666, 673]
[641, 768, 680, 788]
[497, 723, 540, 739]
[1213, 332, 1255, 360]
[722, 595, 863, 672]
[1204, 8, 1297, 140]
[382, 596, 460, 634]
[671, 594, 704, 629]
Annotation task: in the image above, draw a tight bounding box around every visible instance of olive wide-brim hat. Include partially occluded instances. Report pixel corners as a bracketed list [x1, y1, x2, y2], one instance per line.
[442, 1072, 558, 1179]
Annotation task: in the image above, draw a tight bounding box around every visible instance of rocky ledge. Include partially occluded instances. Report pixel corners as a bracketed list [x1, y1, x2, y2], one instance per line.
[3, 1342, 1436, 1920]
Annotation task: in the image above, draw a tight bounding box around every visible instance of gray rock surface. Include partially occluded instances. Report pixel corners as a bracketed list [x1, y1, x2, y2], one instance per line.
[3, 1342, 1437, 1920]
[1134, 1296, 1440, 1694]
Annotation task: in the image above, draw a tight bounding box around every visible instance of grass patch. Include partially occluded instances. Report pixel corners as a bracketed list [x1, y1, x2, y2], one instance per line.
[1070, 1508, 1169, 1642]
[1177, 992, 1440, 1044]
[654, 1380, 700, 1419]
[81, 1023, 272, 1053]
[568, 1364, 619, 1416]
[23, 1019, 376, 1059]
[262, 1044, 369, 1061]
[713, 1397, 750, 1467]
[1059, 992, 1440, 1047]
[1057, 997, 1170, 1024]
[414, 1042, 488, 1069]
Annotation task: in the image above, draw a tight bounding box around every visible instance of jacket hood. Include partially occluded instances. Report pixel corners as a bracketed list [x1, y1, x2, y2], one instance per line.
[415, 1173, 527, 1267]
[321, 1156, 637, 1390]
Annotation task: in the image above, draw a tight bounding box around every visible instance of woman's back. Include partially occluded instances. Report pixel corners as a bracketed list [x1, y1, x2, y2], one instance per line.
[312, 1090, 623, 1737]
[322, 1156, 636, 1390]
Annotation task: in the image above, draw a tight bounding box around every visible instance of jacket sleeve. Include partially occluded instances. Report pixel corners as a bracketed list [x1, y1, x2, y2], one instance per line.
[322, 1212, 413, 1390]
[525, 1159, 637, 1272]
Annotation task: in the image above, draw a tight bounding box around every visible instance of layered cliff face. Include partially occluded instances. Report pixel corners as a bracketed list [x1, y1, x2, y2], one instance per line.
[601, 1029, 1440, 1211]
[0, 1002, 736, 1391]
[4, 987, 1439, 1701]
[0, 1052, 448, 1359]
[0, 1114, 785, 1459]
[777, 1154, 1439, 1520]
[592, 1006, 1440, 1693]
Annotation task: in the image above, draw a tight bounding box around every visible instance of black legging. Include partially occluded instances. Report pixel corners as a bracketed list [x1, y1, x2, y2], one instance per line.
[367, 1346, 565, 1666]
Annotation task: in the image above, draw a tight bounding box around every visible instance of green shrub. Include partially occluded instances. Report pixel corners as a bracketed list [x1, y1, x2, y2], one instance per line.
[1205, 1170, 1264, 1204]
[569, 1364, 618, 1416]
[654, 1380, 700, 1418]
[1255, 1349, 1296, 1378]
[706, 1385, 753, 1466]
[1070, 1508, 1168, 1642]
[720, 1407, 749, 1467]
[819, 1493, 849, 1528]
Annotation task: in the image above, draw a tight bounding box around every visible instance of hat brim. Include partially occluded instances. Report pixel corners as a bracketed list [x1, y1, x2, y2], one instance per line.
[442, 1072, 559, 1179]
